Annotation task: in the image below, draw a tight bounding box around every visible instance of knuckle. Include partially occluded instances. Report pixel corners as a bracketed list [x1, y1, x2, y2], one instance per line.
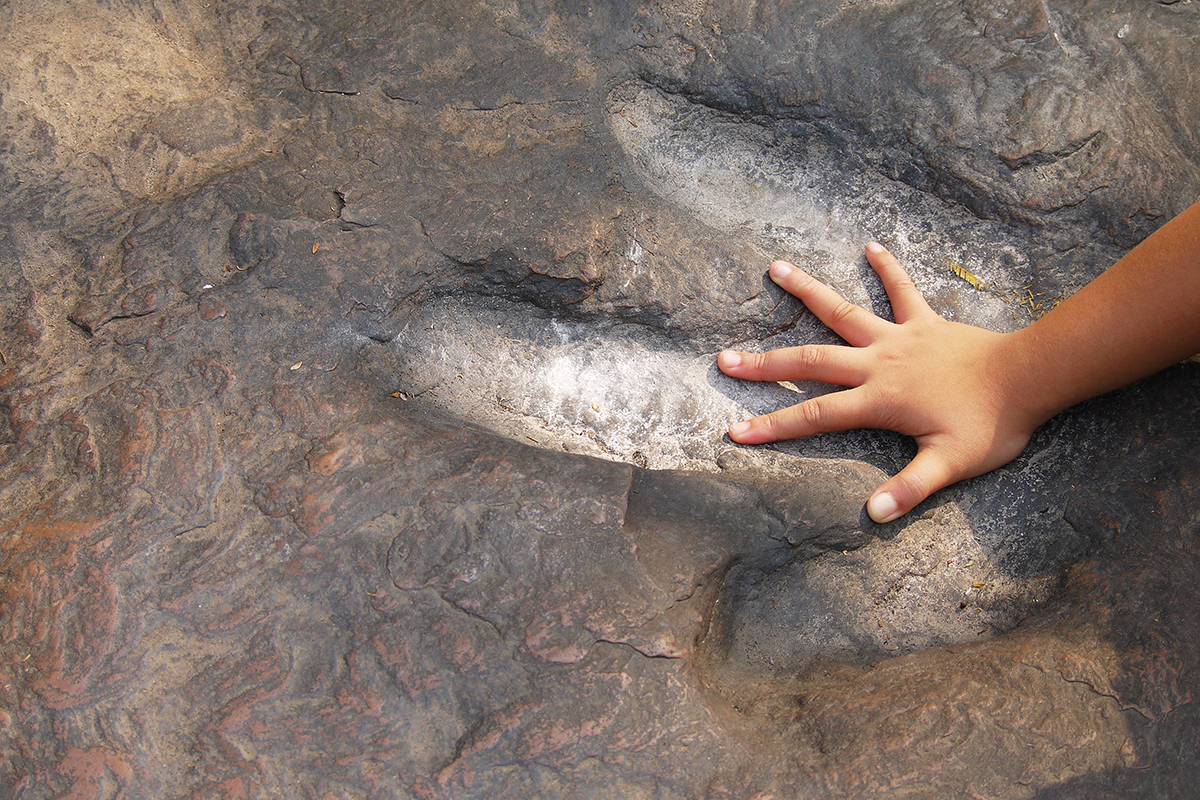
[798, 398, 824, 429]
[797, 345, 823, 371]
[763, 409, 794, 439]
[876, 405, 905, 432]
[794, 271, 820, 293]
[871, 386, 905, 420]
[761, 412, 785, 438]
[830, 299, 860, 326]
[898, 469, 929, 500]
[748, 351, 771, 372]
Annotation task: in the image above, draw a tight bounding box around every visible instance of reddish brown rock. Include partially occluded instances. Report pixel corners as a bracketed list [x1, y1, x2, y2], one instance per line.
[2, 1, 1200, 798]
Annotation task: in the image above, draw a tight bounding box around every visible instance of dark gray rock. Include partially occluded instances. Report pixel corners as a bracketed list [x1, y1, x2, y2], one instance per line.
[1, 0, 1199, 797]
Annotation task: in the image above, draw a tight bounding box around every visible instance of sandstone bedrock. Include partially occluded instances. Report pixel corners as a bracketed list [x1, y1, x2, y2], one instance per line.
[1, 1, 1198, 798]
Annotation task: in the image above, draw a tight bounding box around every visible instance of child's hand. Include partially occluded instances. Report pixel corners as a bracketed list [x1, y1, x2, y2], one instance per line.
[721, 200, 1200, 523]
[719, 243, 1040, 523]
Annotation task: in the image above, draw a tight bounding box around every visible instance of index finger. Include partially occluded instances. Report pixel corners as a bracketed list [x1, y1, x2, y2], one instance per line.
[769, 261, 887, 347]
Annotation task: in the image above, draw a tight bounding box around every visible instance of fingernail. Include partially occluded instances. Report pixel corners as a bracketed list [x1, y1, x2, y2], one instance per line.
[720, 350, 741, 367]
[866, 241, 884, 254]
[769, 262, 793, 280]
[867, 491, 901, 523]
[729, 421, 751, 436]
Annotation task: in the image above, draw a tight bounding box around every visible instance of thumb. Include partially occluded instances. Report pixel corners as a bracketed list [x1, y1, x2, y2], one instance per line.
[866, 447, 957, 524]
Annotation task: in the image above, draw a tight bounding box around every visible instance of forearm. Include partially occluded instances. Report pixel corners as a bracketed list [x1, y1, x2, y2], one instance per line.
[719, 204, 1200, 523]
[1003, 199, 1200, 426]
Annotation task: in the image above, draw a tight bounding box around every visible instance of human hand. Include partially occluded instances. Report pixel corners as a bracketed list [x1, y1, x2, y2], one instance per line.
[719, 243, 1043, 523]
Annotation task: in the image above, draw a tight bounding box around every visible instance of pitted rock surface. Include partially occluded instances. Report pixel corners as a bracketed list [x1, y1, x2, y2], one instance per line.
[2, 0, 1199, 798]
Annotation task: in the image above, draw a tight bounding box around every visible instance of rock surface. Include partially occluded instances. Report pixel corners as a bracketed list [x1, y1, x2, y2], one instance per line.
[2, 0, 1199, 797]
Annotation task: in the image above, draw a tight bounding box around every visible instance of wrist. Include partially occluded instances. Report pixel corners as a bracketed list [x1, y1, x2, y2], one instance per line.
[990, 326, 1064, 434]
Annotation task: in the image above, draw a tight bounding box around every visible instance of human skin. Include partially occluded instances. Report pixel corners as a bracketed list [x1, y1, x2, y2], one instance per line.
[719, 198, 1200, 523]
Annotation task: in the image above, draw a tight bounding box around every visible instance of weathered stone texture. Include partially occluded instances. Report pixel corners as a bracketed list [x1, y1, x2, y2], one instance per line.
[1, 0, 1199, 797]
